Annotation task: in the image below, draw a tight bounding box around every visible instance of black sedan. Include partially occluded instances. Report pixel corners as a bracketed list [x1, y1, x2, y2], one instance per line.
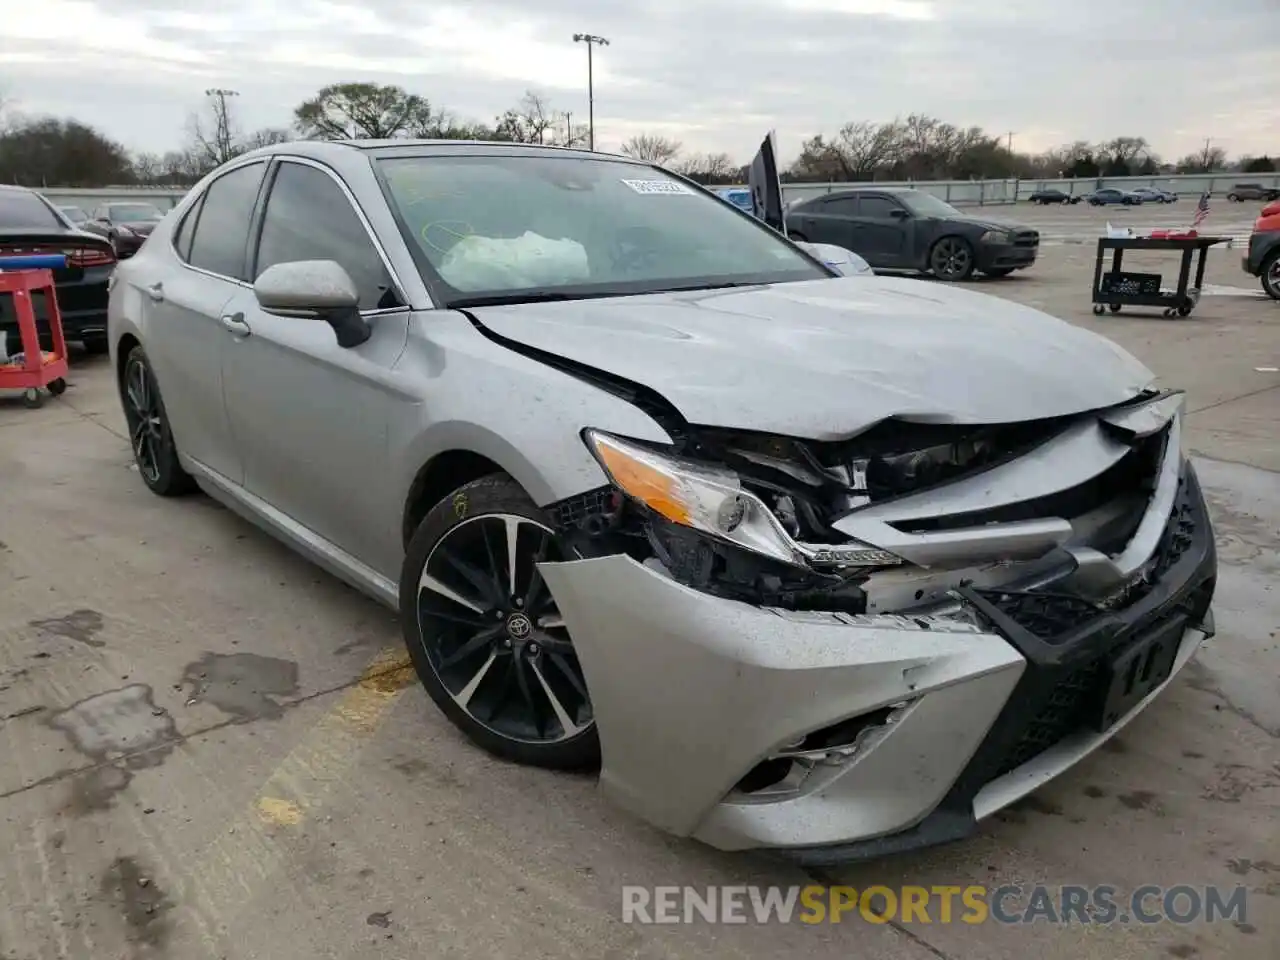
[1028, 188, 1080, 205]
[0, 185, 116, 355]
[80, 201, 166, 257]
[785, 187, 1038, 281]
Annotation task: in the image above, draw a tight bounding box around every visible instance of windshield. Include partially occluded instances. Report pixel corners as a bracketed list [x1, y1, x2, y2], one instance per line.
[898, 192, 963, 218]
[0, 191, 62, 229]
[110, 203, 163, 221]
[377, 153, 825, 304]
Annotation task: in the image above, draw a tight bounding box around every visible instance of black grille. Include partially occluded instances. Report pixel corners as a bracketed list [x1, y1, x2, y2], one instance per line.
[1014, 231, 1040, 248]
[971, 590, 1102, 645]
[550, 486, 615, 531]
[957, 465, 1213, 787]
[992, 659, 1105, 778]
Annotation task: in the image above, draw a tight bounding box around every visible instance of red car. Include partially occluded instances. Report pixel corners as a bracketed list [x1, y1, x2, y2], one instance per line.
[1242, 198, 1280, 300]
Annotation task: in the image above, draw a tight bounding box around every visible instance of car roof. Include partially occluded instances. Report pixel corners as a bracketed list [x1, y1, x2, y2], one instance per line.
[234, 138, 647, 166]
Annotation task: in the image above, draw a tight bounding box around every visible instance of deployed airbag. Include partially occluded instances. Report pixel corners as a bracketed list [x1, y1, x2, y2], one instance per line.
[438, 231, 591, 290]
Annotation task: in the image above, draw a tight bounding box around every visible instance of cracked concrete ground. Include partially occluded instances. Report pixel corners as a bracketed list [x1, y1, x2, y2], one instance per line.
[0, 246, 1276, 959]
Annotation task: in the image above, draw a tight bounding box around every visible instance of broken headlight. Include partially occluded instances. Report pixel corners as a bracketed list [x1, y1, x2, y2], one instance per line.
[583, 430, 899, 570]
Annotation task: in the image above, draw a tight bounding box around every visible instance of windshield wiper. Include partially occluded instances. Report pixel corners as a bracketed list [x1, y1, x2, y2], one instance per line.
[656, 281, 767, 294]
[445, 291, 615, 309]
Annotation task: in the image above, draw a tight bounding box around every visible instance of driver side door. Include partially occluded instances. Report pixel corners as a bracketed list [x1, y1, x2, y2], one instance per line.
[220, 157, 413, 573]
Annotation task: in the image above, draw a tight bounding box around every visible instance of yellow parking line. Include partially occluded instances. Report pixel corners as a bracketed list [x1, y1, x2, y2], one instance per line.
[185, 646, 416, 921]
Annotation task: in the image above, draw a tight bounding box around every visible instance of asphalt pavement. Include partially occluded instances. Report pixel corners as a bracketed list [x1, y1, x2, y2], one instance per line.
[0, 245, 1276, 960]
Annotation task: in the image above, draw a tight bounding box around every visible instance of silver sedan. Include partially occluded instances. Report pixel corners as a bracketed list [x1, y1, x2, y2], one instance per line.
[108, 140, 1217, 862]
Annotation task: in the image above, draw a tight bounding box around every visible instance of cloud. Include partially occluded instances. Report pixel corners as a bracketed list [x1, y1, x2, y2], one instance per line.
[0, 0, 1275, 163]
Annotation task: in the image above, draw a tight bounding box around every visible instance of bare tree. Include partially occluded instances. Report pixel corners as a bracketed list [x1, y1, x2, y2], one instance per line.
[674, 151, 737, 183]
[619, 133, 682, 165]
[493, 91, 560, 144]
[242, 127, 292, 150]
[1174, 146, 1227, 174]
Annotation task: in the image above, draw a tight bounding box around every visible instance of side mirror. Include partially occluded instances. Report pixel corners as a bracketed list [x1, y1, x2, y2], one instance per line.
[253, 259, 370, 348]
[889, 208, 910, 220]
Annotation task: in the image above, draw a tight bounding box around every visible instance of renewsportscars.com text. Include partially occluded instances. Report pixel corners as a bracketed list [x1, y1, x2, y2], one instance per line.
[621, 884, 1249, 926]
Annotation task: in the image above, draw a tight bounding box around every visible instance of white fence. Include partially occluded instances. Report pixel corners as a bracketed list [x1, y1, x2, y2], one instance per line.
[36, 171, 1280, 212]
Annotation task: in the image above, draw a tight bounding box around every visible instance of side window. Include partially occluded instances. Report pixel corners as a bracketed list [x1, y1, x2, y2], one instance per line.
[172, 194, 205, 263]
[858, 197, 901, 218]
[187, 161, 267, 280]
[823, 197, 860, 216]
[254, 162, 399, 311]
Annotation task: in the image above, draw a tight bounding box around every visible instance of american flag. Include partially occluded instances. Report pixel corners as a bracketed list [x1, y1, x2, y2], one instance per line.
[1192, 191, 1210, 228]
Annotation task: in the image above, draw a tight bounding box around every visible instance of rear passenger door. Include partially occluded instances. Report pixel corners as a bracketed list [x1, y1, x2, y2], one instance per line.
[219, 157, 411, 573]
[145, 159, 267, 485]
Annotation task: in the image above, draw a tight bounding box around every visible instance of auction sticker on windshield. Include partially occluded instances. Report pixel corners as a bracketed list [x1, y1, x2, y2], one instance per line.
[621, 179, 694, 195]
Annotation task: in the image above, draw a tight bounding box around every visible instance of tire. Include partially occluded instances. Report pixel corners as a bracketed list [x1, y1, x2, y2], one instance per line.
[120, 344, 197, 496]
[984, 267, 1015, 278]
[399, 473, 600, 770]
[1227, 194, 1239, 202]
[82, 335, 109, 356]
[928, 236, 975, 282]
[1261, 250, 1280, 301]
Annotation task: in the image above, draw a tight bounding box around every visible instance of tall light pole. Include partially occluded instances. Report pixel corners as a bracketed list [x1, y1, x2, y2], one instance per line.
[572, 33, 608, 151]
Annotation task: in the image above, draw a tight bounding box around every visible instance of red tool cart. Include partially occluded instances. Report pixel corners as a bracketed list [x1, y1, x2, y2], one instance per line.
[0, 254, 69, 408]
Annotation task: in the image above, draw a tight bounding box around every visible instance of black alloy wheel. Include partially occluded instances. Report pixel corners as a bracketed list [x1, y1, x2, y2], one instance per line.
[400, 475, 598, 769]
[929, 237, 975, 281]
[120, 345, 196, 496]
[1261, 250, 1280, 301]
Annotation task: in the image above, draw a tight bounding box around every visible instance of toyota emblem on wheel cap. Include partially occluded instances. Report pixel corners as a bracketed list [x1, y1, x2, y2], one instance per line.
[506, 613, 533, 640]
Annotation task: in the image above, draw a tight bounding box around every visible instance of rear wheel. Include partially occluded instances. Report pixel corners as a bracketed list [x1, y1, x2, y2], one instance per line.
[1227, 194, 1239, 202]
[399, 474, 599, 770]
[120, 344, 197, 496]
[929, 237, 975, 281]
[1261, 250, 1280, 301]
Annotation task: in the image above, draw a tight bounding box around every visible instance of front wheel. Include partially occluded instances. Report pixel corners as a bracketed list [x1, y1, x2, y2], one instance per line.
[929, 236, 975, 281]
[1261, 250, 1280, 301]
[1227, 194, 1239, 202]
[120, 344, 197, 496]
[399, 474, 599, 770]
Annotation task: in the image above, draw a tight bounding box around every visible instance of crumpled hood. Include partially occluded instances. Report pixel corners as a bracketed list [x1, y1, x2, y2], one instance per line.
[466, 276, 1155, 440]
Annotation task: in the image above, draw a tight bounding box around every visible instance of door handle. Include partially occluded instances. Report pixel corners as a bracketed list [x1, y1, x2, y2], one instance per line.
[220, 312, 251, 336]
[144, 282, 165, 303]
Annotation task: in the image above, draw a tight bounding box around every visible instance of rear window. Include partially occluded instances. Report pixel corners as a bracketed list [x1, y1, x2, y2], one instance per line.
[0, 191, 61, 229]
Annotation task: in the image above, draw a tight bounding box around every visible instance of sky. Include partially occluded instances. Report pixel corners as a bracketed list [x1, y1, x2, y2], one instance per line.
[1, 0, 1277, 167]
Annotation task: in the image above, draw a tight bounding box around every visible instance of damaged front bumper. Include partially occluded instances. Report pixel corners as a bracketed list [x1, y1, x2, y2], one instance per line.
[537, 454, 1217, 859]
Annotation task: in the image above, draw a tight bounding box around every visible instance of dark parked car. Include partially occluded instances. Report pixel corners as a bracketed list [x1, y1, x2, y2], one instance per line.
[1086, 188, 1143, 206]
[1226, 183, 1280, 202]
[1028, 188, 1080, 205]
[58, 204, 92, 225]
[0, 185, 116, 355]
[1132, 187, 1177, 204]
[785, 187, 1038, 280]
[81, 201, 166, 257]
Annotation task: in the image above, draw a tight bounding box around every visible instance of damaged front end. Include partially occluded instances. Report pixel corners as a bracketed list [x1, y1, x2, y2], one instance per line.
[538, 387, 1215, 854]
[549, 389, 1178, 618]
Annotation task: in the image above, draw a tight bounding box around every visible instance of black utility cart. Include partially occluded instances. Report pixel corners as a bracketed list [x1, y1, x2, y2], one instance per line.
[1090, 235, 1226, 318]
